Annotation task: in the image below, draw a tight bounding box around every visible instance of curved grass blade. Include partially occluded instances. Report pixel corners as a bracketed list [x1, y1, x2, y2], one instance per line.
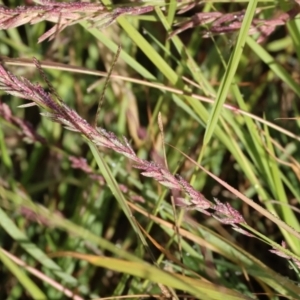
[129, 202, 300, 298]
[54, 252, 253, 300]
[0, 207, 78, 285]
[88, 143, 152, 258]
[247, 36, 300, 97]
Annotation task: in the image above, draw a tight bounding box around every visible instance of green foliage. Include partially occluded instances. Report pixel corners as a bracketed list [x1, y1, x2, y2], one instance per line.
[1, 0, 300, 299]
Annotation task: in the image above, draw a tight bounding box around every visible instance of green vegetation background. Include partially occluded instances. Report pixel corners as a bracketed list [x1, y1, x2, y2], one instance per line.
[1, 0, 300, 299]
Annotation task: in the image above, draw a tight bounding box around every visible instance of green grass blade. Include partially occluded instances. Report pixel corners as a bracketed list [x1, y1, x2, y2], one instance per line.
[61, 253, 253, 300]
[247, 36, 300, 97]
[0, 207, 78, 285]
[202, 0, 258, 151]
[88, 142, 150, 252]
[0, 125, 13, 169]
[154, 6, 215, 96]
[0, 248, 46, 300]
[263, 119, 300, 251]
[1, 187, 146, 262]
[79, 21, 156, 81]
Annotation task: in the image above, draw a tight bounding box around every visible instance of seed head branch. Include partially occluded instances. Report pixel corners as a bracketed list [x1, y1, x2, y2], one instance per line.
[0, 61, 245, 225]
[270, 241, 300, 269]
[0, 0, 153, 43]
[170, 4, 300, 43]
[0, 101, 46, 143]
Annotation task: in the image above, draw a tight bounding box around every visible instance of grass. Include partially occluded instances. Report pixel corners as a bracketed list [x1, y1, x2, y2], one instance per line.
[1, 0, 300, 299]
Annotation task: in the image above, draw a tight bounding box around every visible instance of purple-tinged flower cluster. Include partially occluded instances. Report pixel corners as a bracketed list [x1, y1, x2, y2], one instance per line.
[0, 101, 45, 143]
[0, 60, 245, 226]
[0, 0, 153, 42]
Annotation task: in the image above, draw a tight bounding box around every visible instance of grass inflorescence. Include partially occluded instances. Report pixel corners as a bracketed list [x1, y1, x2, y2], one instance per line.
[1, 0, 300, 299]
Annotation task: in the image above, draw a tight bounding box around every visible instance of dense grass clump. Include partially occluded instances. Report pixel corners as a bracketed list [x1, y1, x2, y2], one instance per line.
[1, 0, 300, 299]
